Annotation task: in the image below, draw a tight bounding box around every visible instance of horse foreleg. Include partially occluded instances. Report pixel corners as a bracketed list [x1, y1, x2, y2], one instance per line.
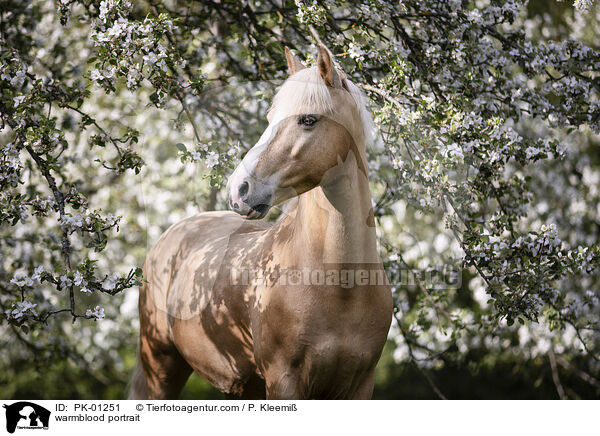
[350, 368, 375, 399]
[225, 373, 266, 399]
[133, 334, 192, 399]
[139, 327, 193, 400]
[263, 364, 305, 399]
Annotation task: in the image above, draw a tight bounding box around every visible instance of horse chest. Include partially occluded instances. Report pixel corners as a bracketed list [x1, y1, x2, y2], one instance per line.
[253, 283, 391, 397]
[257, 322, 382, 399]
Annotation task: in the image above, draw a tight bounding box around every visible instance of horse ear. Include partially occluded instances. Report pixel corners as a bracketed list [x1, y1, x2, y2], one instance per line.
[317, 44, 342, 88]
[285, 46, 306, 75]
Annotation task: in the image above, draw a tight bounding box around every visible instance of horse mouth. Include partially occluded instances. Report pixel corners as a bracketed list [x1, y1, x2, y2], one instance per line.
[245, 203, 270, 220]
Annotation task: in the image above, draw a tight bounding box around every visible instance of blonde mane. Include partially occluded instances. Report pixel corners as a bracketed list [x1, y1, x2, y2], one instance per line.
[268, 66, 375, 146]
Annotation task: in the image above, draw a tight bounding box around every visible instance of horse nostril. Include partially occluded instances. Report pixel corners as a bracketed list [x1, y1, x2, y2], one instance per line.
[238, 181, 249, 199]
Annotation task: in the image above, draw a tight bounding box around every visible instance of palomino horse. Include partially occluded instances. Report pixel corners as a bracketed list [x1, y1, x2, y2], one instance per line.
[129, 45, 393, 399]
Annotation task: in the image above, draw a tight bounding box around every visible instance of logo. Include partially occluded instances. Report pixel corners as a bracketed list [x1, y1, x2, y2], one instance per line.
[3, 402, 50, 433]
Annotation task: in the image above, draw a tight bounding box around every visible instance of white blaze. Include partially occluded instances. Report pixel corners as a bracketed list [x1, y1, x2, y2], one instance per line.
[227, 120, 281, 204]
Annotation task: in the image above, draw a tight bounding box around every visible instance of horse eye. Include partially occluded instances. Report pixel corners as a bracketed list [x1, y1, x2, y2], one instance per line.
[298, 115, 318, 127]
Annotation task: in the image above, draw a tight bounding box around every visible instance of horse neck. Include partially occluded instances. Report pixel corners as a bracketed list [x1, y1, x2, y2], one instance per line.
[286, 147, 379, 265]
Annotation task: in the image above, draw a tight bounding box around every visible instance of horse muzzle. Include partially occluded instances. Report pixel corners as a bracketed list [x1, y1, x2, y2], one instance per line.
[227, 177, 272, 220]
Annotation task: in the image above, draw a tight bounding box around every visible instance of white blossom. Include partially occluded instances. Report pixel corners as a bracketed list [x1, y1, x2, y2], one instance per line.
[86, 305, 105, 319]
[90, 69, 103, 83]
[103, 273, 119, 290]
[73, 271, 84, 286]
[205, 151, 219, 169]
[13, 95, 25, 107]
[7, 300, 38, 320]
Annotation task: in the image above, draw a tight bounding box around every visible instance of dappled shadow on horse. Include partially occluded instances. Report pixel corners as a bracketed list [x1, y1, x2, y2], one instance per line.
[129, 44, 393, 400]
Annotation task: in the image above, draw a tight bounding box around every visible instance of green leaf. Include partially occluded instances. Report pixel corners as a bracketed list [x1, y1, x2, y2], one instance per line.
[175, 143, 187, 152]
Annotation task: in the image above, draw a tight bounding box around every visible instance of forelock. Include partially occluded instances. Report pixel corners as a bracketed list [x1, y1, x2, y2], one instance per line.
[268, 65, 375, 146]
[268, 67, 333, 121]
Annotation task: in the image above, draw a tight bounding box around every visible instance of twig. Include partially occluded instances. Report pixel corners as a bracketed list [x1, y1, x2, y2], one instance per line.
[63, 104, 123, 157]
[393, 310, 448, 400]
[25, 146, 76, 322]
[555, 355, 600, 389]
[414, 360, 448, 400]
[0, 99, 87, 323]
[308, 24, 324, 46]
[548, 346, 567, 400]
[357, 83, 409, 110]
[174, 90, 202, 145]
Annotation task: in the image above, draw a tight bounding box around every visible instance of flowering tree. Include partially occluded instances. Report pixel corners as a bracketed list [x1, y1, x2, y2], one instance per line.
[1, 0, 599, 398]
